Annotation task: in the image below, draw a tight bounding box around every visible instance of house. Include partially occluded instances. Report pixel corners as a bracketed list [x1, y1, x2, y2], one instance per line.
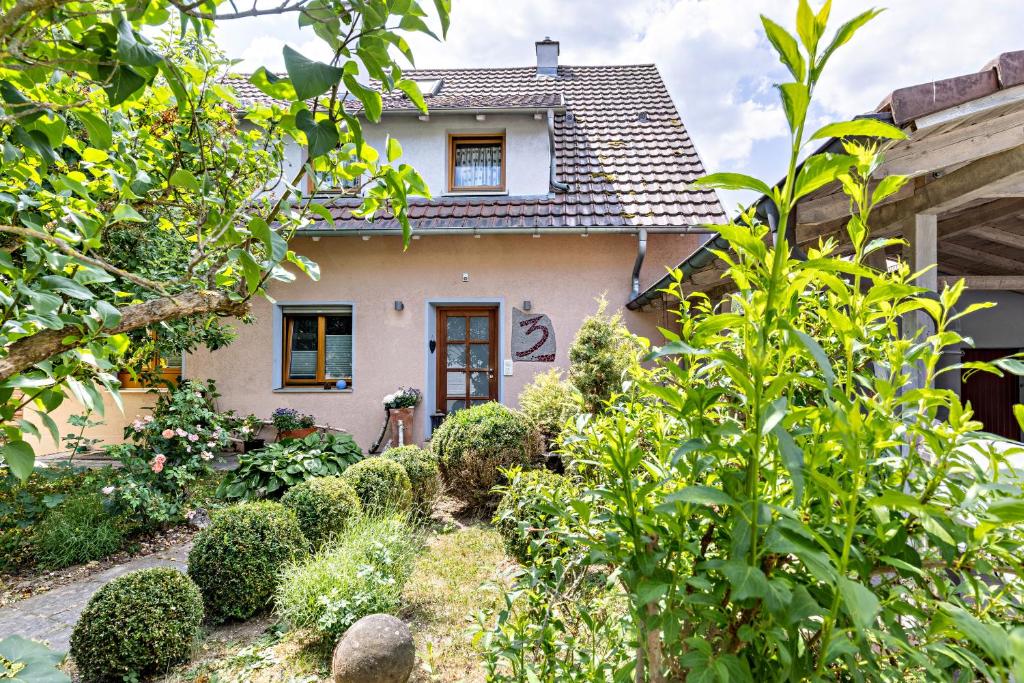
[630, 50, 1024, 441]
[40, 39, 724, 452]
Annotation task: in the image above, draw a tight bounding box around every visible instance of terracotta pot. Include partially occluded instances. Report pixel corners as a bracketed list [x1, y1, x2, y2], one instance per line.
[389, 406, 415, 447]
[278, 427, 316, 441]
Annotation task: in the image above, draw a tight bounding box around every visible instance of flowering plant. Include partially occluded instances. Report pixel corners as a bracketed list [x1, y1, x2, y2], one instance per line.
[383, 387, 421, 410]
[271, 407, 316, 432]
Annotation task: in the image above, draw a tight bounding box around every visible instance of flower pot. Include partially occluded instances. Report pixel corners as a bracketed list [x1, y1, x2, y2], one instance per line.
[389, 406, 415, 447]
[243, 438, 265, 453]
[278, 427, 316, 441]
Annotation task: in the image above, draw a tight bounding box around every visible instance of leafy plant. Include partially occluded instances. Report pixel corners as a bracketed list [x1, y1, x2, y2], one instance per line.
[281, 476, 362, 547]
[341, 457, 413, 514]
[432, 402, 542, 509]
[32, 494, 123, 569]
[219, 432, 363, 501]
[481, 3, 1024, 681]
[275, 514, 421, 639]
[518, 368, 581, 447]
[567, 299, 640, 413]
[62, 410, 105, 463]
[271, 408, 316, 433]
[69, 568, 203, 683]
[0, 636, 70, 683]
[381, 445, 441, 517]
[493, 467, 577, 563]
[187, 502, 308, 624]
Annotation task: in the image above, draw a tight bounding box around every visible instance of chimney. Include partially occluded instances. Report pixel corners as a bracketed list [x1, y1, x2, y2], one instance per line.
[535, 37, 559, 77]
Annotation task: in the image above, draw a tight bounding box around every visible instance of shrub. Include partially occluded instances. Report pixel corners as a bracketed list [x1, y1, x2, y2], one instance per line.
[518, 368, 581, 446]
[381, 445, 440, 517]
[567, 299, 639, 413]
[276, 514, 420, 639]
[220, 432, 363, 501]
[70, 567, 203, 682]
[32, 494, 123, 569]
[494, 468, 578, 563]
[431, 402, 541, 509]
[187, 502, 307, 624]
[281, 476, 362, 547]
[341, 457, 412, 514]
[271, 407, 316, 433]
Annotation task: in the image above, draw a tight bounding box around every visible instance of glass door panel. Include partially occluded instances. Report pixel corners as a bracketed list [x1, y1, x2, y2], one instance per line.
[437, 307, 498, 415]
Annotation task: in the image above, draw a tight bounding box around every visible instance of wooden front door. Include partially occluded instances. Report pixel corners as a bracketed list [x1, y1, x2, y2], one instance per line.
[436, 307, 499, 414]
[961, 348, 1022, 440]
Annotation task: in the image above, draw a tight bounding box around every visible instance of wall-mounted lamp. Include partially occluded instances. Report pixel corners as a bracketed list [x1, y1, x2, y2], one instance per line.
[522, 300, 532, 311]
[462, 272, 469, 282]
[394, 300, 404, 311]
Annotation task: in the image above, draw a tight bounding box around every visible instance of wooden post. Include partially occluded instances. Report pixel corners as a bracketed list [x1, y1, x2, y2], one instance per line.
[906, 213, 938, 391]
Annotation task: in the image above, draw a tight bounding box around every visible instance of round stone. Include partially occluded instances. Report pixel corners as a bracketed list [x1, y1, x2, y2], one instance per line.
[332, 614, 415, 683]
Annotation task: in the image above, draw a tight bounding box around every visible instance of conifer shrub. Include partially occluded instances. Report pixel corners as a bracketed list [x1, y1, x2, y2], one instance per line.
[518, 368, 581, 447]
[340, 457, 412, 514]
[567, 300, 640, 413]
[381, 445, 441, 517]
[281, 476, 362, 547]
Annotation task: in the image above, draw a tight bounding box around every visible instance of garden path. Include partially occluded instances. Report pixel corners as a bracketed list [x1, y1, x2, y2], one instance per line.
[0, 541, 192, 653]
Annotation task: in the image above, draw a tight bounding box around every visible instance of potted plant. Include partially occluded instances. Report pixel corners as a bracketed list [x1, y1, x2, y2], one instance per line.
[272, 408, 317, 441]
[237, 414, 266, 453]
[383, 387, 421, 447]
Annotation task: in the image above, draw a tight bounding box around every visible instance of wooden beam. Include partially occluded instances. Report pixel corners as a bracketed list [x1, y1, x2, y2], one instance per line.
[968, 225, 1024, 249]
[937, 198, 1024, 239]
[796, 180, 913, 225]
[941, 242, 1024, 273]
[939, 275, 1024, 289]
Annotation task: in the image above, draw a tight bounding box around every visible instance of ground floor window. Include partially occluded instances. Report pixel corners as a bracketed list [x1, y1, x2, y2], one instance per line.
[283, 307, 353, 388]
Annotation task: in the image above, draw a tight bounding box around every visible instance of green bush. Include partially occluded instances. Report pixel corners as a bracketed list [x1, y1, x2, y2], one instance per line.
[69, 567, 203, 682]
[518, 368, 581, 446]
[276, 514, 420, 639]
[32, 494, 123, 569]
[567, 299, 639, 413]
[187, 502, 307, 624]
[219, 432, 363, 501]
[431, 402, 541, 509]
[340, 457, 412, 514]
[381, 445, 440, 517]
[494, 467, 578, 563]
[281, 476, 362, 547]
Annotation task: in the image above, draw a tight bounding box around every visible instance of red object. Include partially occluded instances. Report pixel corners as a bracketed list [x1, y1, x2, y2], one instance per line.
[961, 348, 1022, 440]
[390, 407, 415, 447]
[279, 427, 316, 441]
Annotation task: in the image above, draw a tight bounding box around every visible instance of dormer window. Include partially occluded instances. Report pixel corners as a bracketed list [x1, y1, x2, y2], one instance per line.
[448, 133, 505, 192]
[413, 78, 442, 96]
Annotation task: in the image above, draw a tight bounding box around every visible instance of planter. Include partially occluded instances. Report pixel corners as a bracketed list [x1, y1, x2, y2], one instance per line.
[278, 427, 316, 441]
[389, 406, 415, 447]
[243, 438, 266, 453]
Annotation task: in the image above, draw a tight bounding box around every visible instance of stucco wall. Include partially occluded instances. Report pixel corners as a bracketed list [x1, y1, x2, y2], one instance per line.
[181, 233, 675, 450]
[36, 391, 160, 455]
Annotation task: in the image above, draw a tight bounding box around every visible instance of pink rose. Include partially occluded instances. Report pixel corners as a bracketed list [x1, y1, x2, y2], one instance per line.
[188, 433, 199, 442]
[151, 454, 166, 473]
[176, 428, 187, 437]
[161, 429, 174, 439]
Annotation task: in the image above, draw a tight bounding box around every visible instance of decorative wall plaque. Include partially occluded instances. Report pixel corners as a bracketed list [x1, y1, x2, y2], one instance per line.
[512, 307, 556, 362]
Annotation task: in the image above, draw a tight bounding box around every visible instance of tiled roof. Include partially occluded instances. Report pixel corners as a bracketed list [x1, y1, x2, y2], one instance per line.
[226, 65, 725, 230]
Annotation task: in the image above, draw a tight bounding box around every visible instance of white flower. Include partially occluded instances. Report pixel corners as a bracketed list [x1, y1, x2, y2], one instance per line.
[102, 485, 115, 495]
[200, 450, 213, 460]
[240, 425, 251, 435]
[143, 415, 154, 422]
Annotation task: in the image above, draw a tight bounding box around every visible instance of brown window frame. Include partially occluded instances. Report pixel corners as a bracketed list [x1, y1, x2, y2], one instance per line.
[282, 311, 354, 388]
[447, 133, 506, 193]
[435, 306, 499, 415]
[304, 149, 362, 197]
[118, 333, 182, 389]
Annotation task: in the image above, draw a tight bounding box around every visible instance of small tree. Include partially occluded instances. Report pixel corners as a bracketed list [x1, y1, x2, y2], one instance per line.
[567, 298, 638, 413]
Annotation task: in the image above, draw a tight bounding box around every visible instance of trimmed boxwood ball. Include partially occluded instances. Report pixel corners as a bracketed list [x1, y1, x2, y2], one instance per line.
[432, 402, 542, 509]
[187, 502, 307, 624]
[381, 445, 441, 517]
[70, 567, 203, 682]
[341, 457, 413, 514]
[495, 467, 578, 563]
[281, 476, 362, 547]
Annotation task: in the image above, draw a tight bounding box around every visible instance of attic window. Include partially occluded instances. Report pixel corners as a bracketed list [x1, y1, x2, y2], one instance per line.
[637, 111, 650, 122]
[448, 133, 505, 192]
[413, 79, 442, 96]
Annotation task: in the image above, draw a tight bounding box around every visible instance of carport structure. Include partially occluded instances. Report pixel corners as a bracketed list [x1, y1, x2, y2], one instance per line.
[629, 50, 1024, 439]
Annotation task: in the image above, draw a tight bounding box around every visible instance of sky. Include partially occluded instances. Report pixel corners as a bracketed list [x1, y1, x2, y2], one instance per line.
[212, 0, 1024, 211]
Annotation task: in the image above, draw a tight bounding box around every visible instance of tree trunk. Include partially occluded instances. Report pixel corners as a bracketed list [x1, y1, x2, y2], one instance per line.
[0, 290, 249, 382]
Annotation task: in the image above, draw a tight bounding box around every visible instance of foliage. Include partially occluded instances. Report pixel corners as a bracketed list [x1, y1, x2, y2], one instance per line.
[381, 445, 440, 517]
[567, 299, 640, 413]
[486, 4, 1024, 681]
[383, 386, 422, 409]
[219, 431, 363, 501]
[431, 402, 541, 509]
[31, 494, 123, 569]
[0, 635, 70, 683]
[281, 475, 362, 548]
[187, 502, 308, 624]
[275, 514, 420, 640]
[62, 410, 105, 460]
[518, 368, 580, 446]
[0, 0, 451, 479]
[341, 457, 413, 514]
[493, 467, 577, 563]
[69, 567, 203, 683]
[270, 408, 316, 433]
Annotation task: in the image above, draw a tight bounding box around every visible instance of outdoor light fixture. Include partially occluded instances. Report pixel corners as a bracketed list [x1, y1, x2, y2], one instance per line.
[522, 300, 532, 311]
[394, 300, 404, 311]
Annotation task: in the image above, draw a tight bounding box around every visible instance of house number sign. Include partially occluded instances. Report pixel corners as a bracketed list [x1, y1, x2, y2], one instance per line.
[511, 307, 555, 362]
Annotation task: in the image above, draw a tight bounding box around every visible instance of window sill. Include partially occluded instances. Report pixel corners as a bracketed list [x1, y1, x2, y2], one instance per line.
[273, 387, 354, 394]
[443, 190, 508, 197]
[119, 387, 170, 394]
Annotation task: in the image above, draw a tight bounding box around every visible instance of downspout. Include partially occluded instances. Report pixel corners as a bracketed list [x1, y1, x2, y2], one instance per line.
[631, 228, 648, 300]
[547, 108, 571, 193]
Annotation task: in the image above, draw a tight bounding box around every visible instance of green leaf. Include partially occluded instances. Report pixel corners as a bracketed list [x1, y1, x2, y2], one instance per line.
[386, 135, 403, 162]
[169, 168, 201, 192]
[433, 0, 452, 38]
[778, 82, 809, 134]
[793, 153, 856, 201]
[2, 440, 35, 481]
[815, 9, 884, 79]
[664, 486, 736, 507]
[761, 396, 788, 435]
[396, 79, 427, 114]
[100, 64, 147, 107]
[691, 172, 772, 196]
[248, 217, 287, 262]
[722, 561, 769, 601]
[112, 203, 146, 223]
[75, 110, 112, 149]
[34, 409, 60, 445]
[811, 118, 907, 142]
[249, 68, 297, 101]
[871, 174, 909, 205]
[93, 300, 122, 328]
[116, 14, 162, 66]
[773, 424, 805, 503]
[760, 16, 805, 81]
[940, 604, 1009, 662]
[0, 634, 70, 681]
[296, 110, 339, 159]
[283, 46, 345, 101]
[344, 74, 383, 122]
[40, 275, 92, 300]
[837, 576, 880, 630]
[987, 498, 1024, 524]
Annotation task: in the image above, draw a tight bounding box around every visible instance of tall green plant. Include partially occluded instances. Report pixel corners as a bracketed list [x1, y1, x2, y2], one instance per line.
[485, 3, 1024, 681]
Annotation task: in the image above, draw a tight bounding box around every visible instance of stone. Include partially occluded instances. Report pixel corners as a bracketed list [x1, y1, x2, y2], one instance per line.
[186, 508, 211, 529]
[332, 614, 414, 683]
